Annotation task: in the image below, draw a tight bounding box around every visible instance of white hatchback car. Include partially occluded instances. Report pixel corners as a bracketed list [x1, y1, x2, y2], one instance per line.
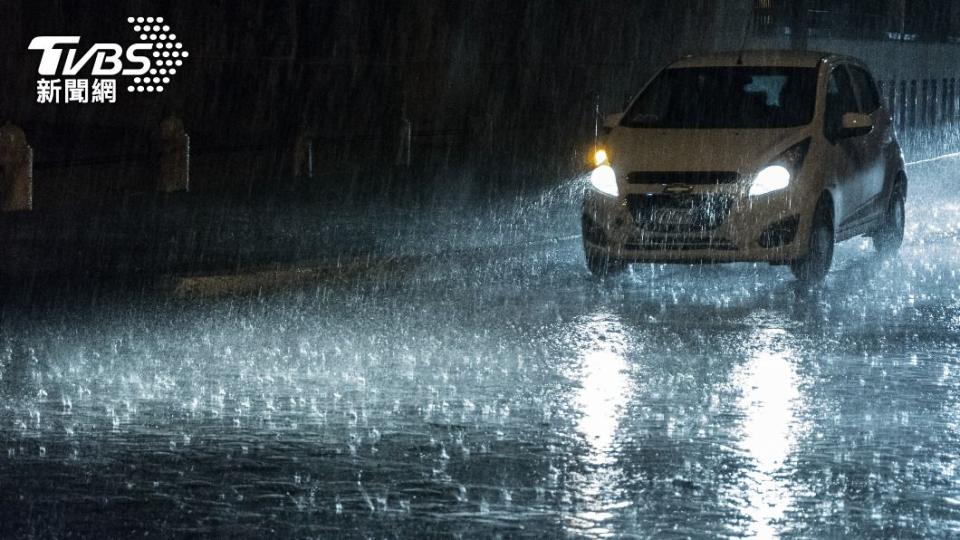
[583, 50, 907, 283]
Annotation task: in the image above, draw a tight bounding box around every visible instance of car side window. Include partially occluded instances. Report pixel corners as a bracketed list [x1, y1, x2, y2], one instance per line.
[847, 66, 881, 114]
[824, 66, 858, 141]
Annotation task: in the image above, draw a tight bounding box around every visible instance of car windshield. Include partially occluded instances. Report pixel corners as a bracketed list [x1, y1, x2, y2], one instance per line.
[621, 66, 818, 129]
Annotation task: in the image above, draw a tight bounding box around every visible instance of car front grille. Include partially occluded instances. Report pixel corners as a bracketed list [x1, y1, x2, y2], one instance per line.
[624, 238, 738, 251]
[626, 193, 734, 233]
[625, 171, 740, 185]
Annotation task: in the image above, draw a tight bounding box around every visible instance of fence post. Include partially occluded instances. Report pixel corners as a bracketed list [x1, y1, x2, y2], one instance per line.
[158, 114, 190, 193]
[0, 122, 33, 211]
[396, 104, 412, 167]
[485, 111, 495, 156]
[291, 122, 315, 179]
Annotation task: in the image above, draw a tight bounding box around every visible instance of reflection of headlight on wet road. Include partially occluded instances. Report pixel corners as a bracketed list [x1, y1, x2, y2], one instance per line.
[573, 313, 630, 462]
[577, 348, 628, 463]
[566, 312, 631, 536]
[732, 328, 806, 539]
[590, 165, 618, 197]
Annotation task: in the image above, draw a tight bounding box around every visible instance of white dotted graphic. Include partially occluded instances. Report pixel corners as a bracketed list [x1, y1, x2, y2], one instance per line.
[126, 17, 188, 94]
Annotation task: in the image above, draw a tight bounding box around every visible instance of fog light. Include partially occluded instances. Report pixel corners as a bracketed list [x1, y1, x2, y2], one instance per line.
[758, 215, 800, 248]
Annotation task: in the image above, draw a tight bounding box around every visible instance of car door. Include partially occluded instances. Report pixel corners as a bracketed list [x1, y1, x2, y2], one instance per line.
[822, 64, 865, 232]
[846, 65, 888, 223]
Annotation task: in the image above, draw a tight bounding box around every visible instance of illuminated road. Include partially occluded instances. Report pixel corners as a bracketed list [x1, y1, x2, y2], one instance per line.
[1, 157, 960, 537]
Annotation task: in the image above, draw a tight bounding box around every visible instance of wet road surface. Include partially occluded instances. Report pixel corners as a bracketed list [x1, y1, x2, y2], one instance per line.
[1, 158, 960, 538]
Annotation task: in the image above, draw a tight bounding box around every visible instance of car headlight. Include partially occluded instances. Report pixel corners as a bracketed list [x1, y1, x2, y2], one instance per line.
[749, 165, 791, 197]
[590, 165, 618, 197]
[748, 139, 810, 197]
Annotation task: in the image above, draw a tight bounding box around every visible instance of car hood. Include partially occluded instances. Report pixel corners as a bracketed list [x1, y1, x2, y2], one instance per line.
[605, 127, 806, 175]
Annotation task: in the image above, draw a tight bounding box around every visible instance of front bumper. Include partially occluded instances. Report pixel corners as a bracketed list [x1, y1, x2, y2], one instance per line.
[582, 187, 811, 264]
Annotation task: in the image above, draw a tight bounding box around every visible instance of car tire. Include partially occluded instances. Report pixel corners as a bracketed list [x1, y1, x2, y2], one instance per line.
[585, 249, 624, 278]
[790, 199, 834, 285]
[872, 184, 905, 257]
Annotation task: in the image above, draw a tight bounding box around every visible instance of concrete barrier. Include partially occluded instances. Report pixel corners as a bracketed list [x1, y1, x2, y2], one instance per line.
[158, 115, 190, 192]
[291, 124, 316, 179]
[396, 106, 412, 167]
[0, 122, 33, 211]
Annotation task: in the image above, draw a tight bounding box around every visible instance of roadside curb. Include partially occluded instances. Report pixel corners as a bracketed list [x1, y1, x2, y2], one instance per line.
[906, 151, 960, 167]
[171, 235, 581, 298]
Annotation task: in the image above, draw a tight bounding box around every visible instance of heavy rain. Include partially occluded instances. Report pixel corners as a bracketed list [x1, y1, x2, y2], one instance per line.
[2, 1, 960, 538]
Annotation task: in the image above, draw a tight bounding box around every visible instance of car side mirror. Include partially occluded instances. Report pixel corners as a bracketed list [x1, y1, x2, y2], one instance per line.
[602, 112, 624, 134]
[603, 112, 624, 128]
[840, 112, 873, 138]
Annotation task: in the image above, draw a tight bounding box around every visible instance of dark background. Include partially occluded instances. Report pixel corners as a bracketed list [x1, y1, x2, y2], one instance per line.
[0, 0, 686, 190]
[3, 1, 960, 199]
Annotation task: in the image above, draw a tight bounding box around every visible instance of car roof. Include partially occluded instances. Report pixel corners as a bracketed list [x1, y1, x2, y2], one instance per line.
[668, 50, 863, 69]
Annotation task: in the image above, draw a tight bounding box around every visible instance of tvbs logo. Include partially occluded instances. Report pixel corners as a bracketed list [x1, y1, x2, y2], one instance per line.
[29, 37, 152, 77]
[28, 17, 188, 104]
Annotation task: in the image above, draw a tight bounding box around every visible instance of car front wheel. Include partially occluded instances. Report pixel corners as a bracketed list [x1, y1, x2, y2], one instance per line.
[790, 199, 834, 285]
[872, 185, 905, 257]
